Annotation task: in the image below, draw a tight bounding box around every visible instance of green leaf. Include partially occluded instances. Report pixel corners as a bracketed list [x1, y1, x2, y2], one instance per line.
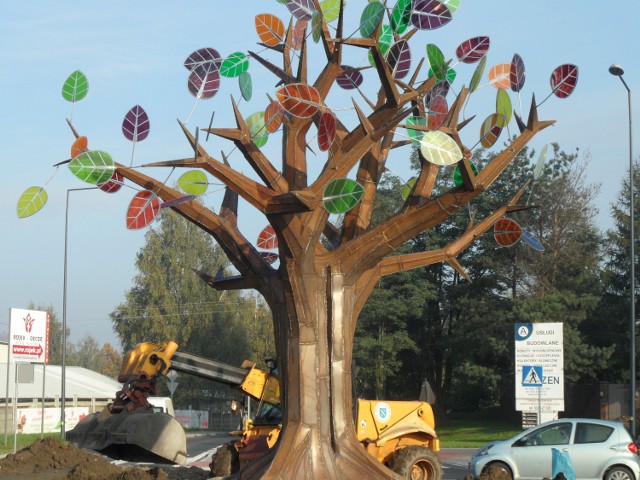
[391, 0, 412, 34]
[220, 52, 249, 78]
[239, 71, 252, 101]
[311, 10, 323, 43]
[359, 2, 384, 38]
[495, 89, 512, 127]
[323, 179, 364, 214]
[406, 116, 428, 147]
[320, 0, 341, 22]
[61, 70, 88, 103]
[68, 150, 115, 185]
[453, 161, 478, 187]
[369, 24, 393, 66]
[245, 111, 269, 148]
[420, 131, 462, 166]
[441, 0, 462, 14]
[427, 44, 456, 84]
[17, 186, 48, 218]
[402, 177, 416, 200]
[469, 56, 487, 93]
[534, 144, 548, 180]
[177, 170, 208, 196]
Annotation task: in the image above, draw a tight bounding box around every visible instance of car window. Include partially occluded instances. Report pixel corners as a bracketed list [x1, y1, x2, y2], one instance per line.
[523, 422, 572, 446]
[574, 423, 613, 444]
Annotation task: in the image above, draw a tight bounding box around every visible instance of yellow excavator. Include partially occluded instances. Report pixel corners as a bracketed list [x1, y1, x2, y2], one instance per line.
[68, 341, 442, 480]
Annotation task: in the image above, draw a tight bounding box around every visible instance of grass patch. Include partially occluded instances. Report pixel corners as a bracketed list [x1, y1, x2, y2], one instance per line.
[0, 433, 64, 456]
[438, 415, 522, 448]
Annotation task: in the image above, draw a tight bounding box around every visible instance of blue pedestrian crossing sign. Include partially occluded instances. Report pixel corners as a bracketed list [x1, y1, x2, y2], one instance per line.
[522, 366, 543, 387]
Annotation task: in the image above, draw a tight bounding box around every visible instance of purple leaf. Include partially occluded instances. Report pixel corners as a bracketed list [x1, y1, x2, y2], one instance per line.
[184, 48, 222, 72]
[122, 105, 150, 142]
[510, 54, 526, 92]
[336, 66, 364, 90]
[188, 66, 221, 100]
[386, 40, 411, 79]
[425, 80, 450, 107]
[411, 0, 452, 30]
[286, 0, 314, 21]
[456, 36, 490, 64]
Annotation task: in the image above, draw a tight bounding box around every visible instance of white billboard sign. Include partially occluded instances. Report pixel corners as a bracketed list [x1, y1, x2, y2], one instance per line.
[515, 322, 564, 412]
[9, 308, 50, 364]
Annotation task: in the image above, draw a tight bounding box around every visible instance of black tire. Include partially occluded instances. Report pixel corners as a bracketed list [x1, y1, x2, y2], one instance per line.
[482, 461, 514, 480]
[605, 466, 634, 480]
[390, 445, 443, 480]
[210, 442, 240, 477]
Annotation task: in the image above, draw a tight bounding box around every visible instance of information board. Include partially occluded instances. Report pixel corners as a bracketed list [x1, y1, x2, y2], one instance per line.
[9, 308, 50, 364]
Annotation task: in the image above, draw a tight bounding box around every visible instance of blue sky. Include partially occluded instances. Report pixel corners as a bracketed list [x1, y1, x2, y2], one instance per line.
[1, 1, 638, 352]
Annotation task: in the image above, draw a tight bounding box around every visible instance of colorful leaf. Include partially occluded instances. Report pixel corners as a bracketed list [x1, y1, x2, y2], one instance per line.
[71, 136, 88, 159]
[479, 114, 503, 148]
[488, 64, 511, 89]
[122, 105, 150, 142]
[411, 0, 453, 30]
[69, 150, 115, 185]
[510, 53, 526, 92]
[61, 70, 88, 102]
[401, 177, 416, 201]
[286, 0, 314, 21]
[99, 171, 124, 194]
[17, 187, 48, 218]
[494, 218, 522, 247]
[336, 66, 364, 90]
[318, 112, 337, 152]
[160, 195, 196, 209]
[255, 13, 285, 46]
[469, 56, 487, 93]
[427, 43, 455, 84]
[126, 190, 160, 230]
[455, 36, 490, 64]
[495, 89, 512, 127]
[323, 179, 365, 214]
[391, 0, 412, 34]
[453, 161, 478, 187]
[406, 116, 428, 147]
[177, 170, 208, 196]
[311, 10, 323, 43]
[239, 71, 253, 101]
[245, 111, 269, 148]
[427, 95, 448, 130]
[257, 225, 278, 249]
[420, 131, 462, 166]
[290, 19, 308, 51]
[359, 2, 384, 38]
[386, 40, 411, 79]
[441, 0, 462, 14]
[320, 0, 341, 22]
[425, 81, 450, 106]
[188, 66, 221, 100]
[533, 144, 548, 180]
[184, 48, 221, 72]
[550, 64, 578, 99]
[219, 52, 249, 78]
[260, 252, 279, 264]
[521, 229, 544, 251]
[276, 83, 321, 118]
[264, 100, 285, 133]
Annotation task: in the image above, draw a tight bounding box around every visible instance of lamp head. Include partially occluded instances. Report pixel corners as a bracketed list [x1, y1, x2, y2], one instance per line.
[609, 64, 625, 76]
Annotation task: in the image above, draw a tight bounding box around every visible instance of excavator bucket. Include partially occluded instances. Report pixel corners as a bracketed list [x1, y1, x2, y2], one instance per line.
[68, 407, 187, 465]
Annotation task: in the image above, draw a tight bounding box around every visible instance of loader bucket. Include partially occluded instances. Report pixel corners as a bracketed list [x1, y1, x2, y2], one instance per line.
[67, 407, 187, 464]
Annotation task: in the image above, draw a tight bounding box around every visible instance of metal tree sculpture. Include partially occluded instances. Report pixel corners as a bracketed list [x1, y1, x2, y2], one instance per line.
[18, 1, 579, 478]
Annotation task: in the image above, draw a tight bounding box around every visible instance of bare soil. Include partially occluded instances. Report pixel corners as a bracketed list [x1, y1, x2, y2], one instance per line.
[0, 438, 211, 480]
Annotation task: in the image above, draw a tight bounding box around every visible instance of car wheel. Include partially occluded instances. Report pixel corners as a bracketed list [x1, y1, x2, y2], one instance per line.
[605, 466, 634, 480]
[482, 461, 513, 480]
[209, 442, 240, 477]
[389, 445, 443, 480]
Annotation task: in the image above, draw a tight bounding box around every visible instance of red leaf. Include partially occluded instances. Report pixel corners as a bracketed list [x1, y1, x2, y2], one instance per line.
[318, 112, 337, 152]
[494, 218, 522, 247]
[455, 36, 490, 64]
[99, 171, 124, 194]
[126, 190, 160, 230]
[550, 64, 578, 99]
[276, 83, 321, 118]
[427, 95, 448, 130]
[257, 225, 278, 249]
[290, 20, 307, 51]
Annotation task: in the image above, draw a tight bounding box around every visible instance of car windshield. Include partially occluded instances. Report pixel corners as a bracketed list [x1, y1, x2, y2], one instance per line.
[518, 422, 572, 446]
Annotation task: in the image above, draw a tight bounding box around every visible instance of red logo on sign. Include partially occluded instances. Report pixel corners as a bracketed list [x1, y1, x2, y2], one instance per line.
[23, 313, 35, 333]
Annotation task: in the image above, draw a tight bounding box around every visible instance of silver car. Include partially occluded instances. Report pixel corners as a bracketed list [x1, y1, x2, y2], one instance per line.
[470, 419, 640, 480]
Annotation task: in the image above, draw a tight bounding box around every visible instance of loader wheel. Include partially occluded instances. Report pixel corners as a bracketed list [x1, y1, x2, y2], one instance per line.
[210, 442, 240, 477]
[390, 446, 443, 480]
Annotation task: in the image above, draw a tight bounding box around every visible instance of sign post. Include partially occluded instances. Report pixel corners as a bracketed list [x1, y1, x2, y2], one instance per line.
[515, 322, 564, 426]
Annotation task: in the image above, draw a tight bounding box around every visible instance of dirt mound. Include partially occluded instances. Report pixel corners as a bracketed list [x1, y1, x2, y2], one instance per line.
[0, 438, 210, 480]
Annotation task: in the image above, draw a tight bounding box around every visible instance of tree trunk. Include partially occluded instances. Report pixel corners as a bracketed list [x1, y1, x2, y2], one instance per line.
[237, 267, 399, 479]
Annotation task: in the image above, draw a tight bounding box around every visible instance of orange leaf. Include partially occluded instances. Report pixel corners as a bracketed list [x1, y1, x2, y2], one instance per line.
[71, 136, 88, 159]
[264, 100, 284, 133]
[276, 83, 321, 118]
[488, 64, 511, 89]
[255, 14, 285, 47]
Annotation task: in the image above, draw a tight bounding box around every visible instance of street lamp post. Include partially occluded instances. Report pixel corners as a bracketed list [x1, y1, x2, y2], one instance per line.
[61, 187, 97, 439]
[609, 63, 635, 438]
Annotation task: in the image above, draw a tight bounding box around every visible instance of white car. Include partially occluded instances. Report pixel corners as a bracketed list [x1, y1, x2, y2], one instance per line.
[470, 419, 640, 480]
